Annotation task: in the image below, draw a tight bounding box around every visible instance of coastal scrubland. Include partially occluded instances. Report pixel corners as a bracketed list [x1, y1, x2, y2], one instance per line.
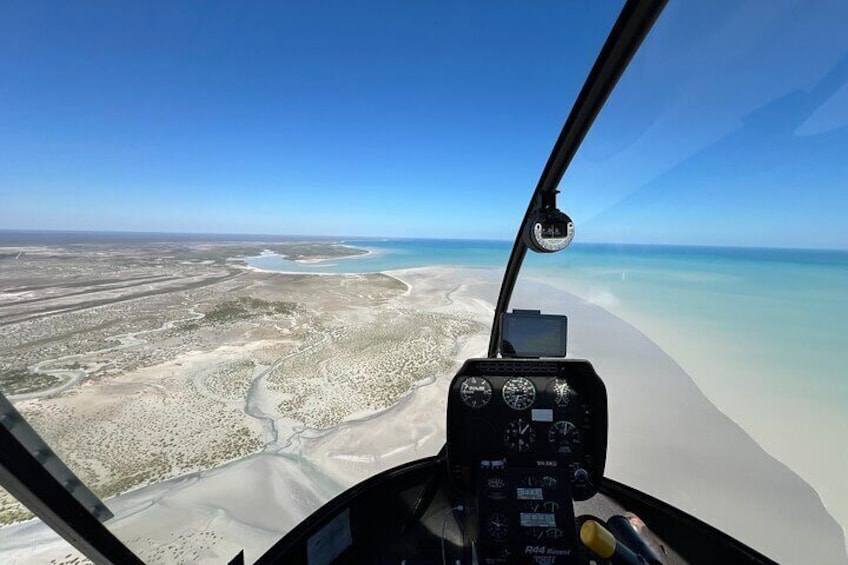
[0, 239, 488, 565]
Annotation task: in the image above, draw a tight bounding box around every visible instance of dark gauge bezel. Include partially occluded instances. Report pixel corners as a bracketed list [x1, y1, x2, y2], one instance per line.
[502, 377, 536, 410]
[486, 512, 510, 541]
[525, 526, 547, 541]
[546, 528, 564, 540]
[504, 417, 536, 453]
[459, 376, 493, 409]
[523, 476, 544, 488]
[487, 477, 506, 489]
[548, 420, 581, 455]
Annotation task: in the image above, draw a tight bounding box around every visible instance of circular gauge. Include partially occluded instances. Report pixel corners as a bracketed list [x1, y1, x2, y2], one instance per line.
[459, 377, 493, 409]
[525, 527, 546, 541]
[502, 377, 536, 410]
[546, 528, 564, 540]
[487, 477, 506, 489]
[504, 418, 536, 453]
[524, 209, 575, 253]
[486, 512, 509, 541]
[522, 501, 543, 513]
[523, 475, 543, 488]
[551, 379, 574, 408]
[542, 476, 558, 489]
[548, 420, 581, 455]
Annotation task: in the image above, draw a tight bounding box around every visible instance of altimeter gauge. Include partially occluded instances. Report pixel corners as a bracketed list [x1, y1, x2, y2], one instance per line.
[502, 377, 536, 410]
[459, 376, 493, 409]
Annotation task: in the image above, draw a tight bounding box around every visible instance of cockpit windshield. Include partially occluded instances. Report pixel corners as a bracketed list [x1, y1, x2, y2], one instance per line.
[1, 1, 847, 564]
[514, 1, 848, 561]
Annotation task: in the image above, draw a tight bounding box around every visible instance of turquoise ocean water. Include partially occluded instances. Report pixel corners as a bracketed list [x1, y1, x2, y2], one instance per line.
[247, 239, 848, 386]
[248, 240, 848, 396]
[247, 241, 848, 398]
[247, 238, 848, 420]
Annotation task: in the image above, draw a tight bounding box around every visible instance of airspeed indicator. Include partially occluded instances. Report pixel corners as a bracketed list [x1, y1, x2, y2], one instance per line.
[502, 377, 536, 410]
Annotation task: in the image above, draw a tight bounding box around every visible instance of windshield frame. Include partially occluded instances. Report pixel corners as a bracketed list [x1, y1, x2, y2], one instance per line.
[487, 0, 667, 356]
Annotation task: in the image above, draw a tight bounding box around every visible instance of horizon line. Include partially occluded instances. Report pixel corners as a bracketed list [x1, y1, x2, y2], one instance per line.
[2, 228, 847, 253]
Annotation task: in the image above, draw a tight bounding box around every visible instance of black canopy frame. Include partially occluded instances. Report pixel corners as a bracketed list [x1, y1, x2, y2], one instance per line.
[487, 0, 667, 357]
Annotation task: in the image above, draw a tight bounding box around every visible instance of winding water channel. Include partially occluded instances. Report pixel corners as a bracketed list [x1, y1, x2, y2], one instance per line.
[8, 309, 205, 401]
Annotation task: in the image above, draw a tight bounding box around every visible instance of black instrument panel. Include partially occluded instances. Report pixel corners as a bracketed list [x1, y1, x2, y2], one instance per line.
[475, 466, 581, 564]
[446, 359, 608, 502]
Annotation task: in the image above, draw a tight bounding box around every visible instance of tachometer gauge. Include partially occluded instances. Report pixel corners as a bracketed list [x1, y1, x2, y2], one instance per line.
[548, 420, 581, 455]
[504, 418, 536, 453]
[552, 379, 574, 408]
[486, 512, 509, 541]
[502, 377, 536, 410]
[459, 376, 492, 409]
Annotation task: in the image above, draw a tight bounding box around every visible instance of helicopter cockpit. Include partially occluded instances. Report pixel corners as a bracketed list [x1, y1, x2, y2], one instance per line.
[2, 0, 847, 564]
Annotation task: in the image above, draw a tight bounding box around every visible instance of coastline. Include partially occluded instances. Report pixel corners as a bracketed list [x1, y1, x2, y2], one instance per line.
[249, 244, 376, 266]
[292, 246, 375, 264]
[252, 242, 848, 547]
[0, 265, 844, 564]
[237, 264, 343, 276]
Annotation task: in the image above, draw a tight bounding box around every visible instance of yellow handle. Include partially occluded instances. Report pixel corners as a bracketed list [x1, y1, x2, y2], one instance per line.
[580, 519, 617, 559]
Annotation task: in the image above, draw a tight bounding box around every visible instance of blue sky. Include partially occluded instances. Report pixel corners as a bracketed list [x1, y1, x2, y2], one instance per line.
[1, 1, 847, 248]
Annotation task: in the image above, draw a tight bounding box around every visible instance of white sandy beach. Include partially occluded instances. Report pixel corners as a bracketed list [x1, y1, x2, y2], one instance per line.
[0, 266, 845, 564]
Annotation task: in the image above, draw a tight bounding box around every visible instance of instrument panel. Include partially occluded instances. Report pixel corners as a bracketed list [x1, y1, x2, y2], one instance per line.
[475, 466, 580, 564]
[446, 359, 608, 502]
